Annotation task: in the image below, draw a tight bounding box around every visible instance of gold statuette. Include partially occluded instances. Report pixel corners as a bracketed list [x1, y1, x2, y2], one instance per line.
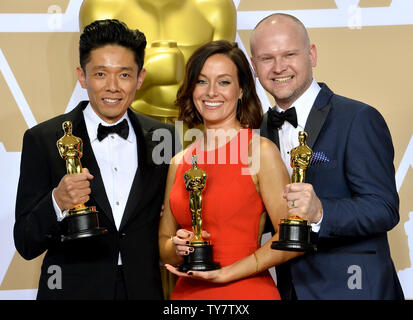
[184, 155, 208, 245]
[179, 155, 220, 271]
[57, 121, 108, 241]
[272, 131, 317, 252]
[291, 131, 313, 183]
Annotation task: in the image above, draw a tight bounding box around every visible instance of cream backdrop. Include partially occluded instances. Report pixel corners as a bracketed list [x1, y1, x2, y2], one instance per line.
[0, 0, 412, 299]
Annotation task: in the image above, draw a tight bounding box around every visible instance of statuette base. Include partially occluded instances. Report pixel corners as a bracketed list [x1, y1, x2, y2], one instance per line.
[179, 243, 220, 272]
[61, 209, 108, 242]
[271, 219, 316, 252]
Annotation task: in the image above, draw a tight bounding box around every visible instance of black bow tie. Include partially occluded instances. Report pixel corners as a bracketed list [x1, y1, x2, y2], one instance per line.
[268, 106, 298, 129]
[97, 119, 129, 141]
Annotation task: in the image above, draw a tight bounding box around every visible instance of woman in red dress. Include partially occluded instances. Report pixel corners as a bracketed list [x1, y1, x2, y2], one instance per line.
[159, 40, 301, 300]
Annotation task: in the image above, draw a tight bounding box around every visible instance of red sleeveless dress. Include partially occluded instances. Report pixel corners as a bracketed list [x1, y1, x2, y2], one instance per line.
[169, 129, 280, 300]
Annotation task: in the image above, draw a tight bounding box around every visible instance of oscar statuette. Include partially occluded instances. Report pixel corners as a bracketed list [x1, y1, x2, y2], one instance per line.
[272, 131, 317, 252]
[178, 155, 220, 272]
[57, 121, 108, 241]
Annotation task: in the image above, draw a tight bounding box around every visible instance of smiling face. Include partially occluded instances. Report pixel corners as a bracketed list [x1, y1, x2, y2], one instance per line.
[192, 54, 243, 129]
[251, 16, 317, 110]
[77, 44, 146, 123]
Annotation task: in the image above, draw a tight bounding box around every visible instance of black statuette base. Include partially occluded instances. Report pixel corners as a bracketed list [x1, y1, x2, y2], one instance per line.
[61, 211, 108, 242]
[272, 221, 316, 252]
[179, 244, 220, 272]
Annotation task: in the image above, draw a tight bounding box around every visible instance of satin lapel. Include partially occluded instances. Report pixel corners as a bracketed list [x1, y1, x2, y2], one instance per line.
[60, 101, 115, 226]
[119, 109, 151, 231]
[263, 110, 280, 148]
[304, 83, 334, 149]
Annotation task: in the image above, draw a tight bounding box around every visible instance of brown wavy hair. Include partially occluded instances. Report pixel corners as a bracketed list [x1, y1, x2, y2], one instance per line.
[176, 40, 263, 128]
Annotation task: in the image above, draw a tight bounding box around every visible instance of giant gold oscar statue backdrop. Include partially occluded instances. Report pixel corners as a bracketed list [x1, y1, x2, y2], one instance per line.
[79, 0, 237, 123]
[1, 0, 413, 299]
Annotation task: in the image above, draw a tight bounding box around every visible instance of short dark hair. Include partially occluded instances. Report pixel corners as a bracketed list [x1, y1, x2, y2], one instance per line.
[79, 19, 147, 72]
[176, 40, 263, 129]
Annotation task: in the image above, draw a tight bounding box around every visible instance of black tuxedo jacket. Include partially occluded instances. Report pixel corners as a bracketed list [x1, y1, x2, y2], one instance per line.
[261, 83, 404, 299]
[14, 101, 178, 299]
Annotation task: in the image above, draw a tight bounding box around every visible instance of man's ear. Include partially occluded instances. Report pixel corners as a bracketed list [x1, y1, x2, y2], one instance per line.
[76, 66, 87, 89]
[250, 56, 258, 77]
[136, 68, 146, 90]
[309, 44, 317, 68]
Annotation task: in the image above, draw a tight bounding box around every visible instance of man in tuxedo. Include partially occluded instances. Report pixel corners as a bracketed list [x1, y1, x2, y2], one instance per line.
[14, 19, 178, 299]
[250, 13, 404, 299]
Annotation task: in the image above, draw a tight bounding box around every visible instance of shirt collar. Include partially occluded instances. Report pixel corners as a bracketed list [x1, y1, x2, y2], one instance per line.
[83, 103, 134, 143]
[276, 79, 321, 129]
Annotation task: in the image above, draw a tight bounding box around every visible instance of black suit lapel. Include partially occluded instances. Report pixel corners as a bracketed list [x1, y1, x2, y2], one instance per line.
[261, 110, 280, 148]
[119, 108, 152, 231]
[304, 83, 334, 149]
[58, 101, 115, 226]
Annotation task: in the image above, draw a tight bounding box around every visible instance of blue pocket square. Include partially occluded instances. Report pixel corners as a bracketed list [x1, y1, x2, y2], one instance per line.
[311, 151, 330, 165]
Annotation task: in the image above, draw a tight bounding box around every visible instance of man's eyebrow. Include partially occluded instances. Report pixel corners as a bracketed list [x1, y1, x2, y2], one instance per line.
[91, 65, 135, 71]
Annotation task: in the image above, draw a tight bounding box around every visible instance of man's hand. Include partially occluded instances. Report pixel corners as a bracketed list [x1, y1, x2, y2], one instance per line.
[53, 168, 93, 211]
[284, 183, 323, 223]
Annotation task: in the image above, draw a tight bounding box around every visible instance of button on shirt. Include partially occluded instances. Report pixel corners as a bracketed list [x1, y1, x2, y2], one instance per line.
[275, 79, 323, 231]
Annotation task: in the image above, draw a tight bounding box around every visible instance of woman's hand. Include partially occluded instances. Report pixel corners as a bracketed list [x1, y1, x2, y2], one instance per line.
[171, 229, 210, 256]
[167, 229, 228, 282]
[164, 264, 227, 284]
[171, 229, 193, 256]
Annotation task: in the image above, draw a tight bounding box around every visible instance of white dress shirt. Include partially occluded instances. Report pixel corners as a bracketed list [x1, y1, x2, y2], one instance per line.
[275, 79, 323, 231]
[52, 103, 138, 264]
